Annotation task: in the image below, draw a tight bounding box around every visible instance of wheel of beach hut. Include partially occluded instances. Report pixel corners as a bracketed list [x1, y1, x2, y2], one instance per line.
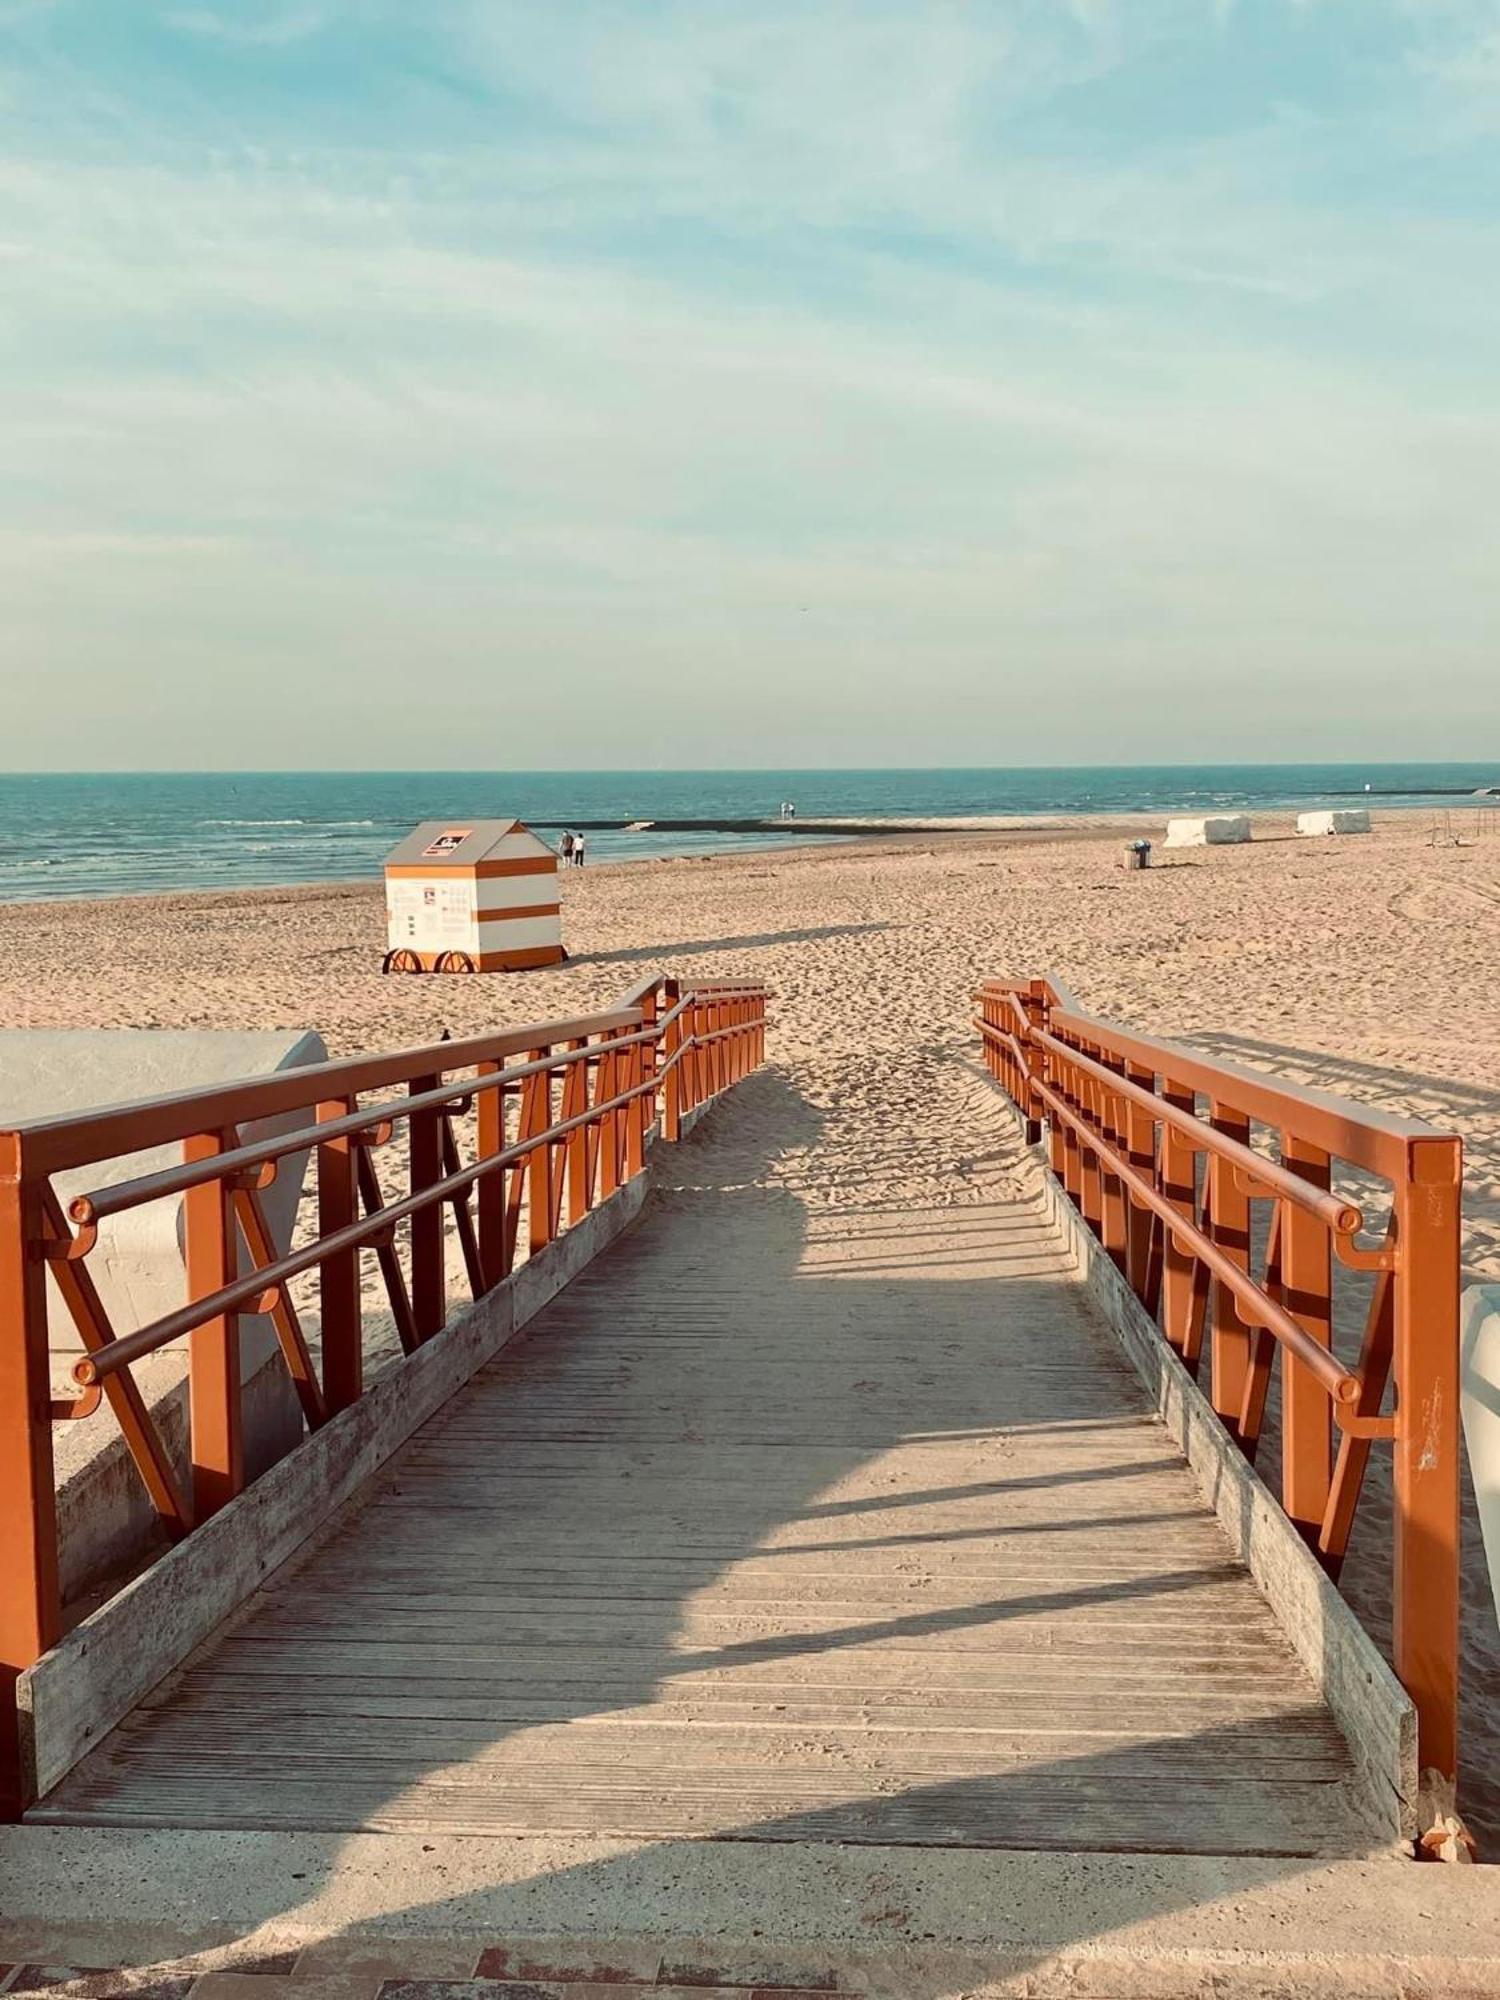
[382, 948, 426, 975]
[434, 950, 476, 975]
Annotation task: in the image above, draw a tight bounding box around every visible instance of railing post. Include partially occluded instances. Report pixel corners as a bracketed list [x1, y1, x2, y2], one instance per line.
[636, 986, 659, 1159]
[1158, 1082, 1198, 1357]
[663, 983, 683, 1142]
[409, 1073, 446, 1340]
[184, 1129, 242, 1519]
[318, 1097, 361, 1413]
[1123, 1062, 1156, 1295]
[685, 999, 703, 1117]
[625, 1031, 647, 1179]
[1058, 1048, 1082, 1201]
[1099, 1056, 1129, 1272]
[1281, 1136, 1332, 1543]
[1207, 1099, 1253, 1432]
[562, 1040, 591, 1222]
[0, 1133, 60, 1821]
[1393, 1135, 1462, 1786]
[525, 1051, 553, 1256]
[599, 1037, 621, 1200]
[1024, 980, 1053, 1148]
[475, 1062, 508, 1285]
[1077, 1052, 1103, 1234]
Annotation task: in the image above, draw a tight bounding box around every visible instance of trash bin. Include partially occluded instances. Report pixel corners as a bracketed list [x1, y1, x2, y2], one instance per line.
[1123, 840, 1152, 872]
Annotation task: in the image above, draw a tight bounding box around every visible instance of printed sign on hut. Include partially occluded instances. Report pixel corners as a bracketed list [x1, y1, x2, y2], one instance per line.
[383, 819, 565, 974]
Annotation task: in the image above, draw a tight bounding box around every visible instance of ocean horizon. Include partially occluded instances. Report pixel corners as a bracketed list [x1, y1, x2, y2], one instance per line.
[2, 762, 1497, 903]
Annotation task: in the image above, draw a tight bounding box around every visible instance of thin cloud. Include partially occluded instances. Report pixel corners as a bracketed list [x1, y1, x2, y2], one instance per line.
[161, 6, 328, 47]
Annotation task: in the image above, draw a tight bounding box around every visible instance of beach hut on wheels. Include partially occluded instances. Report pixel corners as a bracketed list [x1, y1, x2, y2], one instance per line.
[383, 820, 565, 974]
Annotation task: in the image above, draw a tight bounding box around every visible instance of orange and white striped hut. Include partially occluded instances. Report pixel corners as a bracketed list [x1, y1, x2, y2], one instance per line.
[383, 820, 565, 974]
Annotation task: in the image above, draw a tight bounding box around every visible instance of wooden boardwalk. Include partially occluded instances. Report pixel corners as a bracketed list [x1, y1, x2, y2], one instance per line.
[35, 1080, 1383, 1858]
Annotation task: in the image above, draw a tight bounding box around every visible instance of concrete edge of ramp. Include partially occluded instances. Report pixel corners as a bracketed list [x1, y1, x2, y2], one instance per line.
[2, 1829, 1499, 1996]
[18, 1169, 653, 1807]
[1019, 1102, 1417, 1846]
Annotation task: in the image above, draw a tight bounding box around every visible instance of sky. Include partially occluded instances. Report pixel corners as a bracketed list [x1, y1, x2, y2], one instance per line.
[1, 1, 1497, 772]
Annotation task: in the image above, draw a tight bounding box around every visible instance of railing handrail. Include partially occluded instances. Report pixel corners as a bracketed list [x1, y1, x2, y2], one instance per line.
[2, 1004, 649, 1177]
[976, 978, 1450, 1166]
[973, 972, 1463, 1804]
[61, 1026, 667, 1238]
[72, 1064, 663, 1385]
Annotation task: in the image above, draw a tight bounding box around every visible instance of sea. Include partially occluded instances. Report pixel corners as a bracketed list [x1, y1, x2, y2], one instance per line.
[1, 764, 1497, 904]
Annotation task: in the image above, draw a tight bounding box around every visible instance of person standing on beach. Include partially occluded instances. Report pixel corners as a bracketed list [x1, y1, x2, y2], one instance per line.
[559, 830, 575, 866]
[573, 832, 586, 868]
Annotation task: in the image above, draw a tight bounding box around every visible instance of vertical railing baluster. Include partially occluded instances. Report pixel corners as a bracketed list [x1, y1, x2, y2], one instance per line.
[318, 1096, 361, 1411]
[1124, 1062, 1156, 1294]
[625, 1030, 647, 1179]
[526, 1051, 553, 1256]
[1281, 1135, 1333, 1543]
[475, 1061, 506, 1287]
[408, 1073, 445, 1339]
[1078, 1050, 1103, 1233]
[599, 1036, 621, 1200]
[561, 1040, 590, 1221]
[663, 984, 683, 1141]
[184, 1129, 242, 1518]
[636, 985, 659, 1158]
[1207, 1099, 1253, 1432]
[1099, 1055, 1128, 1271]
[1158, 1082, 1197, 1353]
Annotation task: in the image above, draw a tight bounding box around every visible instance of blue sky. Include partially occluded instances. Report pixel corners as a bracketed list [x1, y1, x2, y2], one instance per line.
[1, 1, 1497, 770]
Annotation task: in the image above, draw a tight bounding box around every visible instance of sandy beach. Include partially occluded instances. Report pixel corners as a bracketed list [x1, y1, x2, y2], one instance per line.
[6, 809, 1499, 1846]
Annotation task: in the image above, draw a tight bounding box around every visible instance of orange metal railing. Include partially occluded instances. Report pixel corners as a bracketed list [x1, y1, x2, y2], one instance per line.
[975, 976, 1463, 1793]
[0, 973, 769, 1819]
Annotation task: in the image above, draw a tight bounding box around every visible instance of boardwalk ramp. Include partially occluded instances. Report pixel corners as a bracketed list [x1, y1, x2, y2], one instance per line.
[28, 1052, 1388, 1859]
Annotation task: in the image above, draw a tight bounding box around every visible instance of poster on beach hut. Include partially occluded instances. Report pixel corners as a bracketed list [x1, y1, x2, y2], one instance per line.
[382, 819, 564, 973]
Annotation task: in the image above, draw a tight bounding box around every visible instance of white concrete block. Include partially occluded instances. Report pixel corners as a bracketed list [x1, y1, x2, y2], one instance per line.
[1163, 814, 1252, 848]
[1298, 809, 1372, 836]
[0, 1028, 327, 1365]
[1461, 1285, 1500, 1632]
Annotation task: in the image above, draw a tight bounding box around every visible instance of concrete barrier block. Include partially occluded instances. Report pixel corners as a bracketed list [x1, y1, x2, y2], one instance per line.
[1163, 814, 1252, 848]
[0, 1028, 327, 1365]
[1298, 809, 1372, 836]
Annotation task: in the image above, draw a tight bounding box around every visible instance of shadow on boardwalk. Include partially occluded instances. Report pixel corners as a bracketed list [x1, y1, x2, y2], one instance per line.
[24, 1057, 1398, 1991]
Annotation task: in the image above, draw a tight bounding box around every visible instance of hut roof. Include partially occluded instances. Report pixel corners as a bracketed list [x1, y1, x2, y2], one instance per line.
[383, 820, 555, 868]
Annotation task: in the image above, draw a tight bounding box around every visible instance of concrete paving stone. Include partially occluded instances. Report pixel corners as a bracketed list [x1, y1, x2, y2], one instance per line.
[293, 1949, 483, 1983]
[5, 1974, 197, 2000]
[191, 1979, 381, 2000]
[473, 1945, 660, 1985]
[374, 1984, 565, 2000]
[656, 1959, 846, 1992]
